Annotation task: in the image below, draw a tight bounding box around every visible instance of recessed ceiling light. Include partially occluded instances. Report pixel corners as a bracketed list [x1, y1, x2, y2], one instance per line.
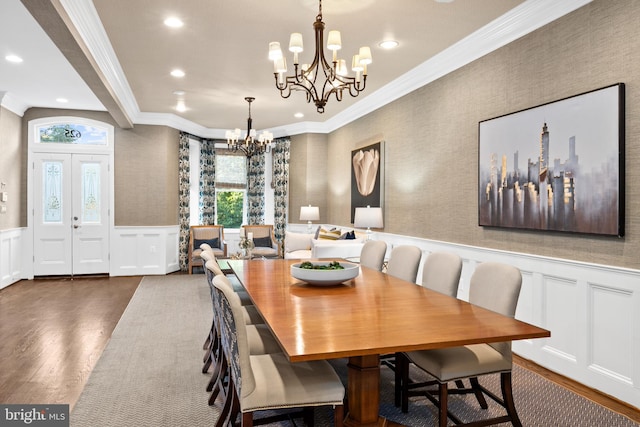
[5, 55, 23, 63]
[176, 101, 187, 112]
[56, 98, 68, 103]
[164, 17, 184, 28]
[294, 112, 304, 119]
[379, 40, 399, 50]
[435, 0, 454, 3]
[170, 69, 185, 78]
[173, 90, 186, 96]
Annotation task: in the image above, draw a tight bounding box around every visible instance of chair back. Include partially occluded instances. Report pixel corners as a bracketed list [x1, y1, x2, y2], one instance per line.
[360, 240, 387, 271]
[421, 251, 462, 297]
[469, 262, 522, 356]
[205, 259, 224, 278]
[212, 275, 256, 398]
[188, 225, 226, 273]
[386, 245, 422, 283]
[242, 225, 276, 247]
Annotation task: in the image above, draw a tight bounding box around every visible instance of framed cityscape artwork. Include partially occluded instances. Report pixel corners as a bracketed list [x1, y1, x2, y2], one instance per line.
[478, 83, 625, 237]
[351, 141, 385, 223]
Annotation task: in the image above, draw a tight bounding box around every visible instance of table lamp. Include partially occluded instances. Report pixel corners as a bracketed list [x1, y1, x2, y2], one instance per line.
[300, 205, 320, 233]
[354, 206, 383, 240]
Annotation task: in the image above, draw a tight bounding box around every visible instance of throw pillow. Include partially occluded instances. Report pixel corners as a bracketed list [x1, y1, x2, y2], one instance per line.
[318, 228, 342, 240]
[194, 238, 219, 250]
[252, 236, 273, 248]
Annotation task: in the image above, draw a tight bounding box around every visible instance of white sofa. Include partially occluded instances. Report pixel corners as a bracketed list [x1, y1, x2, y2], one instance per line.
[283, 230, 365, 260]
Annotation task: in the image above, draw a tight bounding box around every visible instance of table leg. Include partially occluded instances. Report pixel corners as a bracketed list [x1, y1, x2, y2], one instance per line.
[345, 355, 380, 427]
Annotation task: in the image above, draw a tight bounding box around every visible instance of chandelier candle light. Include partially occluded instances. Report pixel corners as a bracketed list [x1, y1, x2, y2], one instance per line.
[226, 97, 273, 157]
[268, 0, 372, 113]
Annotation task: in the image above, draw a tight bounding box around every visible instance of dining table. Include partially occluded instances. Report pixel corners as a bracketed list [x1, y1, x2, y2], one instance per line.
[226, 258, 550, 427]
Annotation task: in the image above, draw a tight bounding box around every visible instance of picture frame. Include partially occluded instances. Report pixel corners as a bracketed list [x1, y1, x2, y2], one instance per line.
[478, 83, 625, 237]
[351, 141, 385, 223]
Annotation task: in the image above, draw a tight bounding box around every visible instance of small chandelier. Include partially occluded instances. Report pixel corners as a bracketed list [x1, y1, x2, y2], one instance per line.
[225, 97, 273, 157]
[268, 0, 372, 113]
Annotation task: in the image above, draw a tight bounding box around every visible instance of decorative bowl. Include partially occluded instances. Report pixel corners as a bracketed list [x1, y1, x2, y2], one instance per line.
[290, 261, 360, 286]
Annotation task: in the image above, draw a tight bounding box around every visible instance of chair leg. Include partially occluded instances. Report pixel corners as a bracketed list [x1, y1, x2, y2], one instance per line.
[394, 352, 403, 408]
[469, 376, 488, 409]
[215, 374, 233, 427]
[400, 353, 410, 413]
[438, 382, 449, 427]
[500, 372, 522, 427]
[303, 407, 314, 427]
[241, 412, 253, 427]
[209, 356, 228, 405]
[202, 351, 212, 373]
[333, 405, 344, 427]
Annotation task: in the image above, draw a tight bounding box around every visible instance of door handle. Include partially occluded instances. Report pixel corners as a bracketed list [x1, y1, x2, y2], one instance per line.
[73, 224, 80, 229]
[73, 216, 79, 221]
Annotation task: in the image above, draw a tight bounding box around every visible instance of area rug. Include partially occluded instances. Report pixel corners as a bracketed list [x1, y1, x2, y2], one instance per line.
[71, 274, 638, 427]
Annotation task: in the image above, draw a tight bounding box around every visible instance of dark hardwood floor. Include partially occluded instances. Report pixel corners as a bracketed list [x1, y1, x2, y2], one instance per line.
[0, 275, 140, 409]
[0, 274, 638, 423]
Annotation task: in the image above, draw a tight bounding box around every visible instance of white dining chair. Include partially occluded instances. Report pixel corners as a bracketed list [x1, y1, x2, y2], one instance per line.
[397, 262, 523, 426]
[359, 240, 387, 271]
[394, 251, 463, 408]
[386, 245, 422, 283]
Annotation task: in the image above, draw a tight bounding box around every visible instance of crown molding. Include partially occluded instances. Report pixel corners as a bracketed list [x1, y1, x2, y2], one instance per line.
[0, 92, 29, 117]
[322, 0, 593, 133]
[60, 0, 592, 137]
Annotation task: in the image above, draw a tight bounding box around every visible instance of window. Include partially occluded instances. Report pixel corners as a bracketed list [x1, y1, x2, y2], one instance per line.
[188, 143, 252, 228]
[215, 152, 247, 228]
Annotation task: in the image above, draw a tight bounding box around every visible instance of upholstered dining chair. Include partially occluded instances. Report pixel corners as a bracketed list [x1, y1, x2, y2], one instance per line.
[394, 251, 463, 408]
[359, 240, 387, 271]
[385, 245, 422, 283]
[188, 225, 227, 274]
[206, 273, 282, 408]
[398, 262, 523, 427]
[241, 224, 280, 258]
[212, 275, 345, 427]
[420, 251, 463, 297]
[380, 245, 422, 372]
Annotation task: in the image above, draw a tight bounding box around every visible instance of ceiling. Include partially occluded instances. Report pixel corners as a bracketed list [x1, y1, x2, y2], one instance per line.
[1, 0, 590, 138]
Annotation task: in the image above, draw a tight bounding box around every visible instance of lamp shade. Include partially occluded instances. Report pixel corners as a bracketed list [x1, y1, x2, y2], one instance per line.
[300, 205, 320, 221]
[354, 206, 383, 229]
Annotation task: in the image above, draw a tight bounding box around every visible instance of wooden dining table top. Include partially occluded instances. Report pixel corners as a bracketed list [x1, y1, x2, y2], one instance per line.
[227, 259, 550, 362]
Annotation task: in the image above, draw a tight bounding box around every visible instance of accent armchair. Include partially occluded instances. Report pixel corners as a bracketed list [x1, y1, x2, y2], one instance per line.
[188, 225, 227, 274]
[241, 225, 280, 258]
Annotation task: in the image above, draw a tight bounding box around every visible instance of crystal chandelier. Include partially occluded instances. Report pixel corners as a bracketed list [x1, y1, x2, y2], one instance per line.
[268, 0, 372, 113]
[225, 97, 273, 157]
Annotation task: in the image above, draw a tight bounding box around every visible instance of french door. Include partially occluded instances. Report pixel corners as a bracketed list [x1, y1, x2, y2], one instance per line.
[33, 153, 110, 276]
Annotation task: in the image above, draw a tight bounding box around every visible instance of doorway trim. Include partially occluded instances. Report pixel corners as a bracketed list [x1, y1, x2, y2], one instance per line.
[26, 116, 115, 278]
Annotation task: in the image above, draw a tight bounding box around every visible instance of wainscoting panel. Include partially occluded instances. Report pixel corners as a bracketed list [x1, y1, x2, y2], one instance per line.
[589, 283, 634, 383]
[111, 226, 180, 276]
[0, 228, 22, 289]
[543, 275, 579, 364]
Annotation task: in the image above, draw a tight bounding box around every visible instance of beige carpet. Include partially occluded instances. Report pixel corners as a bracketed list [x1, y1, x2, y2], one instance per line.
[71, 274, 638, 427]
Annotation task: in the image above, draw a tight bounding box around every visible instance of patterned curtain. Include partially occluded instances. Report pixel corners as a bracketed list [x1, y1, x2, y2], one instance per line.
[272, 138, 290, 245]
[199, 139, 216, 224]
[246, 153, 266, 224]
[178, 132, 191, 271]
